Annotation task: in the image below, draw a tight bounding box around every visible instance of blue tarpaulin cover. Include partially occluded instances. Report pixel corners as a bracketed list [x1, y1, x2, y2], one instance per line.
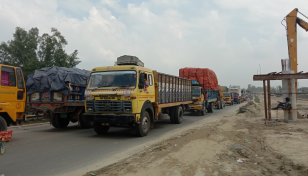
[26, 66, 90, 95]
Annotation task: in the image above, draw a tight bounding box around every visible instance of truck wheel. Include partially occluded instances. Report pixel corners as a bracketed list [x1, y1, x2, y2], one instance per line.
[51, 112, 59, 128]
[54, 114, 70, 128]
[173, 106, 183, 124]
[0, 116, 7, 131]
[79, 113, 93, 129]
[207, 102, 214, 113]
[135, 110, 151, 137]
[93, 122, 109, 134]
[216, 101, 220, 110]
[201, 102, 206, 116]
[169, 107, 175, 123]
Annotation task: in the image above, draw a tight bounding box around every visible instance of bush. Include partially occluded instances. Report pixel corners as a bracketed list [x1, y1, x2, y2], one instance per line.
[254, 96, 260, 103]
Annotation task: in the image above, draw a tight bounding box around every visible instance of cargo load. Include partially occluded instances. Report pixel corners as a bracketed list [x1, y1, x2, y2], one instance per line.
[26, 66, 93, 129]
[179, 68, 218, 90]
[218, 86, 226, 93]
[26, 66, 90, 95]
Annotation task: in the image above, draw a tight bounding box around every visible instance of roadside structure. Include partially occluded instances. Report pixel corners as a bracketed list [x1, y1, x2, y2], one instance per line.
[253, 59, 308, 121]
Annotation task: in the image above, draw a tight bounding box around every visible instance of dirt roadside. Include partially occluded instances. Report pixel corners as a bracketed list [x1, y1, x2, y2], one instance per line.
[84, 96, 308, 176]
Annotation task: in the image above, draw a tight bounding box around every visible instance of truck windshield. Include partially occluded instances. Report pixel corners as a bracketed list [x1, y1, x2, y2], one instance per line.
[87, 70, 137, 89]
[231, 93, 238, 97]
[192, 87, 200, 97]
[223, 93, 230, 97]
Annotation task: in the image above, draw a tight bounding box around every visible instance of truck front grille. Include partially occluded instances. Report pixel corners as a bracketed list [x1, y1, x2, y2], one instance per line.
[86, 101, 132, 113]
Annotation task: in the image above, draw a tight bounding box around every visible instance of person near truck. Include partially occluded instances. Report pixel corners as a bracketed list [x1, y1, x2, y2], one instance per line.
[144, 78, 149, 88]
[272, 97, 292, 110]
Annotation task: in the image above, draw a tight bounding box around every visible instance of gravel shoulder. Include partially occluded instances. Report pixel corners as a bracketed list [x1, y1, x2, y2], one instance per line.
[84, 97, 308, 176]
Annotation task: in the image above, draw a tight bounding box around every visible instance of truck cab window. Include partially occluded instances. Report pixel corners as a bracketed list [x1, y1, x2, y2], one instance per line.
[16, 68, 24, 89]
[148, 74, 153, 86]
[1, 66, 16, 87]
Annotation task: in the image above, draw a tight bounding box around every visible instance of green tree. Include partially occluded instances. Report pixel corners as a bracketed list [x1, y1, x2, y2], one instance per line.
[0, 27, 81, 79]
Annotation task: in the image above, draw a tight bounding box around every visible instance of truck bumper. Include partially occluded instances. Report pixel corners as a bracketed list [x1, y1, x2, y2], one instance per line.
[82, 113, 135, 124]
[189, 105, 202, 110]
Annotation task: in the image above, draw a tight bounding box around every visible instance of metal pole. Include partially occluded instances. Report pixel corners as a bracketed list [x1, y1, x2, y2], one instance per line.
[267, 80, 271, 121]
[259, 64, 261, 74]
[263, 80, 268, 120]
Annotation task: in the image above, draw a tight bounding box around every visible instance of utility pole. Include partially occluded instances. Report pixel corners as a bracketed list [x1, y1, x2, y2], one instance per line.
[259, 64, 261, 74]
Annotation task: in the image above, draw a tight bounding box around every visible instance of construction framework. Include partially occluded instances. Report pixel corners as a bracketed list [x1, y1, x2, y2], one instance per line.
[253, 71, 308, 121]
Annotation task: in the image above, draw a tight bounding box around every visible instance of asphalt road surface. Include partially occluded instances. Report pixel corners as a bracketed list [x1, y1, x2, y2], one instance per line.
[0, 103, 241, 176]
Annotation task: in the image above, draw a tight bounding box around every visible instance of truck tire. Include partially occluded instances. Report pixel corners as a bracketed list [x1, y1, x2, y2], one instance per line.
[201, 102, 206, 116]
[173, 106, 183, 124]
[0, 116, 7, 131]
[79, 113, 93, 129]
[93, 122, 109, 134]
[51, 112, 59, 128]
[54, 113, 70, 128]
[216, 101, 220, 110]
[169, 107, 175, 123]
[210, 102, 214, 113]
[135, 110, 151, 137]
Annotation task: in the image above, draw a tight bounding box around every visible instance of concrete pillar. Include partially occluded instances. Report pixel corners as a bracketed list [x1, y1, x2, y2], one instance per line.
[281, 70, 293, 121]
[291, 78, 297, 121]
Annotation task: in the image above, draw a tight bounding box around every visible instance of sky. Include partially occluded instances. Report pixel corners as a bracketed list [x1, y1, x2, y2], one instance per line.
[1, 0, 308, 88]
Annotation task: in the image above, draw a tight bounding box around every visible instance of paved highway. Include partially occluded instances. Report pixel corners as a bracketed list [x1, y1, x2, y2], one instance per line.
[0, 104, 240, 176]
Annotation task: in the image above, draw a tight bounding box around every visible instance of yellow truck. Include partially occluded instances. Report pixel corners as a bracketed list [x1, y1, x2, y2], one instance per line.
[0, 64, 26, 131]
[222, 92, 233, 105]
[82, 55, 193, 137]
[188, 80, 216, 115]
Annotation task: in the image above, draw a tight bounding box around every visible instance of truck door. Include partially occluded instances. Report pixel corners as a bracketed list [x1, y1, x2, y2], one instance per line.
[138, 72, 155, 103]
[16, 68, 26, 110]
[0, 66, 17, 103]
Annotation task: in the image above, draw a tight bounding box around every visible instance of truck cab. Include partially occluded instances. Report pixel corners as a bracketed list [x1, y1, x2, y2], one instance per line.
[230, 92, 240, 104]
[0, 64, 26, 131]
[189, 85, 206, 115]
[222, 92, 233, 105]
[83, 55, 193, 137]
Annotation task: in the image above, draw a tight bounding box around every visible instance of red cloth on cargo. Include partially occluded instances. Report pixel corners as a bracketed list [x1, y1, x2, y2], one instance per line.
[179, 68, 218, 90]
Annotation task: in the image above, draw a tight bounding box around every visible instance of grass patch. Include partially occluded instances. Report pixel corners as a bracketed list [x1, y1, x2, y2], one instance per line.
[254, 96, 260, 103]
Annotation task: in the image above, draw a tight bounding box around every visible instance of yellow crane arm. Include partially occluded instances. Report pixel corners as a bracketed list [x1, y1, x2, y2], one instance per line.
[285, 8, 308, 99]
[285, 8, 308, 74]
[297, 17, 308, 31]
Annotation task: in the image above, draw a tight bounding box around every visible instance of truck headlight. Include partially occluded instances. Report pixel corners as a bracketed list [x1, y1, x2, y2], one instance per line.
[87, 107, 93, 112]
[86, 97, 93, 101]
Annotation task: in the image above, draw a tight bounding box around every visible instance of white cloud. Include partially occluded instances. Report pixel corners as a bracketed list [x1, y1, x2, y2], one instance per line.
[1, 0, 308, 88]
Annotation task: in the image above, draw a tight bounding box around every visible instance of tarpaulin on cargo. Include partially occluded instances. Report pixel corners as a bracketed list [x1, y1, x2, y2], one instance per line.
[26, 66, 90, 95]
[179, 67, 218, 90]
[218, 86, 226, 93]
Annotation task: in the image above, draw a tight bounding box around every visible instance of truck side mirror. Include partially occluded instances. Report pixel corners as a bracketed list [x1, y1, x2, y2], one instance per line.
[138, 73, 145, 89]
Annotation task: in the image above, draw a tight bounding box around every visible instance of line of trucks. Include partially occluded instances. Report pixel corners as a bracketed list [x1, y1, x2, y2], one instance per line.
[0, 55, 247, 137]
